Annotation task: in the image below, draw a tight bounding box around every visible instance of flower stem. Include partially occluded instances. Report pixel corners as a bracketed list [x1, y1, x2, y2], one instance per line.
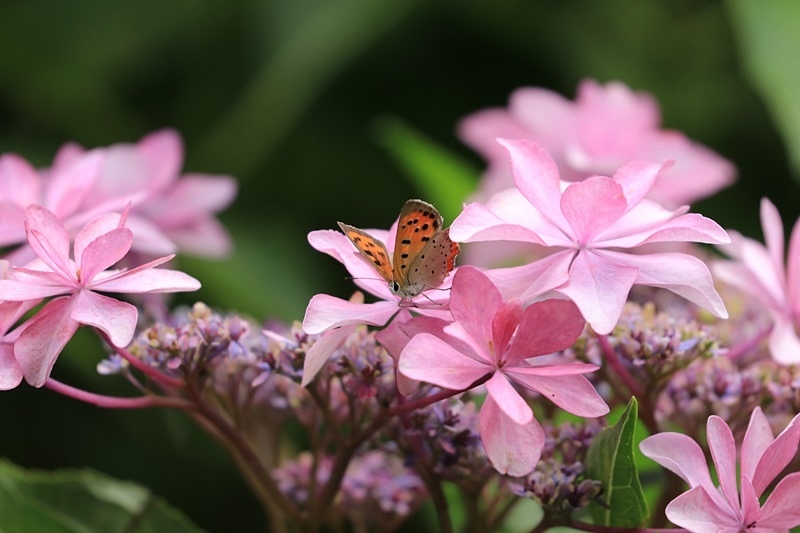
[597, 334, 644, 398]
[44, 378, 193, 410]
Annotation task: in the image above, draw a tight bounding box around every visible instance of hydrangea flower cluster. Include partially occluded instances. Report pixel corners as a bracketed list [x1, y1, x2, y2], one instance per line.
[5, 79, 800, 533]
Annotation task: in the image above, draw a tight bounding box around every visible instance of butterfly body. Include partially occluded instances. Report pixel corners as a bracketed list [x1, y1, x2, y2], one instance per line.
[339, 199, 460, 301]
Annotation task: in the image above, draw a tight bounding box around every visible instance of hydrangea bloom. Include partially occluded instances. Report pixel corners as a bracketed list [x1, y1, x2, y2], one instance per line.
[450, 138, 729, 334]
[398, 267, 607, 476]
[714, 198, 800, 364]
[460, 79, 735, 207]
[0, 205, 200, 387]
[640, 407, 800, 532]
[52, 129, 238, 257]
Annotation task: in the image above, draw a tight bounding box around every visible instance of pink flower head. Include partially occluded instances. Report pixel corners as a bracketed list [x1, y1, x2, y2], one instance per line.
[714, 198, 800, 364]
[302, 223, 454, 336]
[640, 407, 800, 532]
[0, 205, 201, 387]
[398, 266, 608, 476]
[460, 79, 735, 208]
[450, 139, 730, 334]
[52, 129, 238, 257]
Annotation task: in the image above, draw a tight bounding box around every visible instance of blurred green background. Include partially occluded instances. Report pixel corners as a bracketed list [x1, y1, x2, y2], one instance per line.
[1, 1, 799, 530]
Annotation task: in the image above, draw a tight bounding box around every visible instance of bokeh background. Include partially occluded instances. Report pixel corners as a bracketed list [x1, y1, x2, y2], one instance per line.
[1, 1, 799, 530]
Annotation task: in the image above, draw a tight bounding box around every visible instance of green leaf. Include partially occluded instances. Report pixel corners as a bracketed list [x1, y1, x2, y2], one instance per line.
[585, 398, 648, 527]
[372, 116, 479, 222]
[727, 0, 800, 179]
[0, 459, 204, 533]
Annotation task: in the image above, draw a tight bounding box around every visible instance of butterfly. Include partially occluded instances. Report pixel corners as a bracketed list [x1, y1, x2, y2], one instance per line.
[338, 199, 460, 301]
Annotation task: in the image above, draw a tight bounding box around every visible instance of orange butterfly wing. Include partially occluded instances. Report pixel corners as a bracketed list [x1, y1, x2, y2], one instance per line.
[338, 222, 394, 284]
[392, 199, 444, 287]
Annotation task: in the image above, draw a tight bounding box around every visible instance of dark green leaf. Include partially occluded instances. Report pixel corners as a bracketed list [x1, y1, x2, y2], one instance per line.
[0, 459, 204, 533]
[372, 116, 479, 222]
[586, 398, 649, 527]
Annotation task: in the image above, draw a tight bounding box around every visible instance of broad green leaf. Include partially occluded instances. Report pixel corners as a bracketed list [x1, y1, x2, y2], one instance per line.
[372, 117, 479, 222]
[0, 459, 204, 533]
[585, 398, 648, 527]
[727, 0, 800, 179]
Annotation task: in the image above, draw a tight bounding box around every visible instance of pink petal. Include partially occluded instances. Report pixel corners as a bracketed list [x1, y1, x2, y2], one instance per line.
[768, 315, 800, 364]
[91, 267, 200, 294]
[70, 291, 137, 347]
[485, 372, 532, 425]
[602, 250, 729, 319]
[0, 154, 40, 206]
[625, 212, 731, 247]
[498, 139, 569, 231]
[449, 200, 547, 245]
[760, 198, 786, 281]
[560, 177, 626, 243]
[308, 229, 393, 298]
[136, 129, 183, 192]
[24, 205, 73, 280]
[639, 432, 717, 491]
[0, 278, 71, 301]
[741, 407, 774, 491]
[398, 333, 490, 390]
[302, 294, 399, 335]
[44, 150, 104, 220]
[739, 477, 762, 530]
[760, 472, 800, 527]
[636, 130, 735, 208]
[78, 228, 133, 282]
[484, 250, 572, 302]
[0, 343, 23, 390]
[150, 174, 237, 223]
[555, 250, 639, 334]
[575, 80, 660, 158]
[479, 392, 544, 477]
[752, 411, 800, 496]
[449, 267, 502, 348]
[492, 299, 522, 355]
[15, 297, 80, 387]
[161, 217, 232, 258]
[301, 325, 356, 387]
[374, 311, 426, 396]
[707, 415, 740, 513]
[611, 160, 665, 212]
[665, 486, 741, 532]
[787, 211, 800, 309]
[505, 299, 585, 363]
[458, 108, 532, 163]
[509, 86, 574, 154]
[73, 212, 126, 261]
[506, 370, 608, 417]
[123, 214, 178, 256]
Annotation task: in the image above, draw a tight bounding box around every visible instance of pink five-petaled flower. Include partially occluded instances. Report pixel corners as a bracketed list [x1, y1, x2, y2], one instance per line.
[398, 266, 608, 476]
[450, 138, 730, 335]
[714, 198, 800, 364]
[460, 79, 735, 208]
[0, 205, 201, 387]
[640, 407, 800, 532]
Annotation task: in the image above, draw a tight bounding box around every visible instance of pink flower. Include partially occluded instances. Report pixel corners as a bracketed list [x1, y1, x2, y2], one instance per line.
[302, 225, 453, 336]
[398, 267, 607, 476]
[0, 262, 42, 390]
[450, 138, 729, 334]
[51, 129, 237, 257]
[640, 407, 800, 532]
[460, 79, 735, 208]
[714, 198, 800, 364]
[0, 205, 201, 387]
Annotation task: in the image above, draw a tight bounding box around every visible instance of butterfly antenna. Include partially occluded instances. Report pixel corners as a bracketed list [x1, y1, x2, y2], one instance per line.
[344, 275, 385, 283]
